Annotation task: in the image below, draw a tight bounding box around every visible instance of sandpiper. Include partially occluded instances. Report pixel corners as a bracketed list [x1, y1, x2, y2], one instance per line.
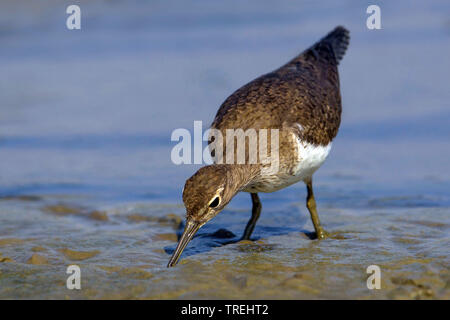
[168, 26, 350, 267]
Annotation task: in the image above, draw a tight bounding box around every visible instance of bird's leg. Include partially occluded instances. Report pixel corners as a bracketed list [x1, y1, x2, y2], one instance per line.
[305, 178, 329, 240]
[241, 193, 262, 240]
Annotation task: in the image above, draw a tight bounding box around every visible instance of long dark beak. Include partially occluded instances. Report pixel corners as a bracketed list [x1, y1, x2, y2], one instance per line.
[167, 219, 201, 267]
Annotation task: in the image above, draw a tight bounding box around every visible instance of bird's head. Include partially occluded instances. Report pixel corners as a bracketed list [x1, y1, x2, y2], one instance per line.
[167, 165, 246, 267]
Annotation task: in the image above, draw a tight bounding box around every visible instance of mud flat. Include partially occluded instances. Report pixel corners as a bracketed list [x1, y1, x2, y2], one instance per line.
[0, 198, 448, 299]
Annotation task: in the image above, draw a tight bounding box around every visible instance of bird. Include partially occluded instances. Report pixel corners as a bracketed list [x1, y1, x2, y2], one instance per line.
[168, 26, 350, 267]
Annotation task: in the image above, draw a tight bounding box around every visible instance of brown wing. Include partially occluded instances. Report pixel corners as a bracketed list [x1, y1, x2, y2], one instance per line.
[211, 26, 349, 147]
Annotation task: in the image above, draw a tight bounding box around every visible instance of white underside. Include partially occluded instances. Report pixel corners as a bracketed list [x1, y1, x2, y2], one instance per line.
[244, 134, 332, 193]
[292, 138, 332, 181]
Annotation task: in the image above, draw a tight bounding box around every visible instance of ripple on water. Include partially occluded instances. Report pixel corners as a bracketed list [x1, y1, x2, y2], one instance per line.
[0, 196, 448, 299]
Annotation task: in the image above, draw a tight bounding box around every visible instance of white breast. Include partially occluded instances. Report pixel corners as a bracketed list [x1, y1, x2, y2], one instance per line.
[243, 132, 332, 193]
[292, 137, 332, 181]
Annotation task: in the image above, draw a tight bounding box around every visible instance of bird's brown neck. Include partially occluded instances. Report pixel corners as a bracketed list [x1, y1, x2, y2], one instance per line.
[222, 164, 260, 193]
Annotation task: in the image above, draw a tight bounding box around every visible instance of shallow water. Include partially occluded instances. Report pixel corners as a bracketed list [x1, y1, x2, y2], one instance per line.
[0, 195, 448, 299]
[0, 0, 449, 299]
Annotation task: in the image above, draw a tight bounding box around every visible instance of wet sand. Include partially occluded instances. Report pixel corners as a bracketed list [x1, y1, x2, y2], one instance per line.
[0, 196, 448, 299]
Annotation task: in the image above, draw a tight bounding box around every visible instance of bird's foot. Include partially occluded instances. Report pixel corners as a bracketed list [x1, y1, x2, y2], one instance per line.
[315, 227, 330, 240]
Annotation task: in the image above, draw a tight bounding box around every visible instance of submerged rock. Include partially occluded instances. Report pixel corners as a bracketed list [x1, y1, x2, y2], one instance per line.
[27, 254, 48, 265]
[89, 210, 109, 221]
[31, 246, 47, 252]
[0, 257, 14, 263]
[155, 233, 178, 242]
[127, 213, 152, 222]
[0, 238, 25, 247]
[43, 204, 109, 223]
[59, 248, 100, 261]
[119, 267, 153, 279]
[0, 253, 14, 263]
[44, 204, 82, 216]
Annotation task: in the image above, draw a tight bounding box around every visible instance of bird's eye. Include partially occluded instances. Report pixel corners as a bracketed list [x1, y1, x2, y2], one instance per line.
[209, 196, 220, 208]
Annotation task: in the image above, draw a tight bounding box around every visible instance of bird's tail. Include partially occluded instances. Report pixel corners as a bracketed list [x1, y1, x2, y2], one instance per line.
[307, 26, 350, 65]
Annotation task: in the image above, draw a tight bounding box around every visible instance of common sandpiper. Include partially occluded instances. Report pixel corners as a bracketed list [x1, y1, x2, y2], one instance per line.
[168, 26, 350, 267]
